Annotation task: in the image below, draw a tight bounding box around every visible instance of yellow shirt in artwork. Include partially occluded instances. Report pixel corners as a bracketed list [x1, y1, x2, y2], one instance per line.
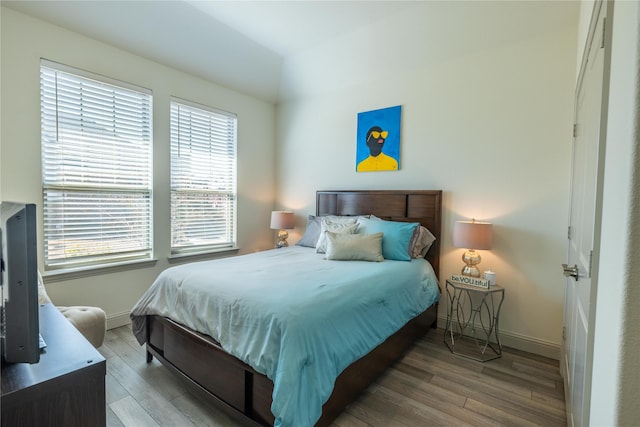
[357, 153, 398, 172]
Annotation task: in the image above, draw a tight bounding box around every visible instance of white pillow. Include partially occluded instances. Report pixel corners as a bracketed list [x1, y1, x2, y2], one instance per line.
[325, 231, 384, 262]
[315, 219, 359, 253]
[323, 215, 361, 224]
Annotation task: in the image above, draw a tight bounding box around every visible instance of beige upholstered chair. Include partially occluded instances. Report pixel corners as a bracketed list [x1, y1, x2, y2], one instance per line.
[37, 272, 106, 348]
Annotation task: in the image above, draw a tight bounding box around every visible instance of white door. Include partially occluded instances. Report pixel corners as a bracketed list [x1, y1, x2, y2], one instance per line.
[561, 2, 608, 426]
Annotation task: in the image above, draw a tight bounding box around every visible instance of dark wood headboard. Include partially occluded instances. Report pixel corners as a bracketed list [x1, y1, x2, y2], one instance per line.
[316, 190, 442, 279]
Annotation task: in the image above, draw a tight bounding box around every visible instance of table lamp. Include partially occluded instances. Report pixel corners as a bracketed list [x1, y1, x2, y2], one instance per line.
[453, 219, 493, 277]
[270, 211, 295, 248]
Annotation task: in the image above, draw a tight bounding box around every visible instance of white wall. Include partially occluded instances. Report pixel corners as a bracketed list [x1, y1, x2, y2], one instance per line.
[276, 5, 578, 357]
[0, 3, 583, 358]
[0, 8, 277, 327]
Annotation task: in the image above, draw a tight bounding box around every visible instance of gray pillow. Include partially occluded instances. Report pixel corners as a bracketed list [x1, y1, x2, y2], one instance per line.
[296, 215, 322, 248]
[409, 226, 437, 258]
[296, 215, 365, 248]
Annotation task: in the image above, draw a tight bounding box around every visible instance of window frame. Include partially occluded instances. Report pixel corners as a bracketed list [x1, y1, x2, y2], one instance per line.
[169, 97, 238, 256]
[40, 59, 154, 273]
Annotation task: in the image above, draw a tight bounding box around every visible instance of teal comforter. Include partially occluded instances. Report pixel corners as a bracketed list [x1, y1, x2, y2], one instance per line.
[131, 246, 440, 426]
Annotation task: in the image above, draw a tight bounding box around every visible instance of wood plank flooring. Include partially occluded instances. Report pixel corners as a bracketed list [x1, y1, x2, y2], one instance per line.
[100, 326, 566, 426]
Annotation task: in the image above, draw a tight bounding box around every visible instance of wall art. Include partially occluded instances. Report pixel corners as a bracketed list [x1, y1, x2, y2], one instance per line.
[356, 105, 401, 172]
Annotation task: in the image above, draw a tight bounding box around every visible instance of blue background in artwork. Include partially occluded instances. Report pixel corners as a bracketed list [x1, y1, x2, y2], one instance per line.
[356, 105, 402, 168]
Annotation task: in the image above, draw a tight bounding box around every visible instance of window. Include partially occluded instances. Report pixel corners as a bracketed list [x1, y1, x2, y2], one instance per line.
[170, 99, 237, 254]
[40, 61, 153, 270]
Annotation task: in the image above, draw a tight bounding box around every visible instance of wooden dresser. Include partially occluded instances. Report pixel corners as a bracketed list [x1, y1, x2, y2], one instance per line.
[1, 303, 106, 427]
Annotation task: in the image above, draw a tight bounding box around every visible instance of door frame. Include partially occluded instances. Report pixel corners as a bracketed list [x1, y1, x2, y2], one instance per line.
[561, 1, 613, 425]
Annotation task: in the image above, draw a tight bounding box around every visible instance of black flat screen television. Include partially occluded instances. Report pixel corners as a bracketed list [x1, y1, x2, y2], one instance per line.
[1, 202, 40, 364]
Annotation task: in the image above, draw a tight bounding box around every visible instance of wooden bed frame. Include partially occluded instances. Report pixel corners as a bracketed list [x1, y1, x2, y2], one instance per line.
[143, 190, 442, 426]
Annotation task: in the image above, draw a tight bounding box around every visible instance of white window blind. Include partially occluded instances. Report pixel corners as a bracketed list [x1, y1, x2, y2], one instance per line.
[170, 99, 237, 253]
[40, 61, 153, 270]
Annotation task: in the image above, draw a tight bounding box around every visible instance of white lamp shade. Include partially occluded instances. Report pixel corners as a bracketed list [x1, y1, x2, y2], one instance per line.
[270, 211, 295, 230]
[453, 220, 493, 250]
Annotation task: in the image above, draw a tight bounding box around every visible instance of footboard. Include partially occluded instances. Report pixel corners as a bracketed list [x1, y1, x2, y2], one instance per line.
[145, 304, 437, 426]
[146, 315, 273, 425]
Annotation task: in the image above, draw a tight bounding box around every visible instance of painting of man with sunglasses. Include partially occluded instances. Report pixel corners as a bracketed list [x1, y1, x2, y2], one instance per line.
[356, 105, 401, 172]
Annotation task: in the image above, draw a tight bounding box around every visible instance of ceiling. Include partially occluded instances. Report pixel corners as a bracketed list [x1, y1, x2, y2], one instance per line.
[185, 0, 416, 57]
[2, 1, 579, 103]
[3, 0, 416, 102]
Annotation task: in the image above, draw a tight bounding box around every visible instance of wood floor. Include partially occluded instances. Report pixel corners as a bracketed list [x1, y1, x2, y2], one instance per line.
[100, 326, 566, 427]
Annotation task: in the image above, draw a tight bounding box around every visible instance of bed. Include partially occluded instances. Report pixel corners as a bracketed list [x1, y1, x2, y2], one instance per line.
[130, 190, 442, 426]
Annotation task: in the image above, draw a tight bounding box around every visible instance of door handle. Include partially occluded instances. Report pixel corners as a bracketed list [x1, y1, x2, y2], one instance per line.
[562, 264, 579, 281]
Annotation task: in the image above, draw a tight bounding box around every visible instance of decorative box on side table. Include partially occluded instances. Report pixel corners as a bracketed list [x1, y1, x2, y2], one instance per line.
[444, 279, 505, 362]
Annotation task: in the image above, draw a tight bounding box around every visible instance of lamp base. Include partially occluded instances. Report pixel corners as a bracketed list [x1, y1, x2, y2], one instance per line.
[275, 230, 289, 248]
[461, 249, 482, 277]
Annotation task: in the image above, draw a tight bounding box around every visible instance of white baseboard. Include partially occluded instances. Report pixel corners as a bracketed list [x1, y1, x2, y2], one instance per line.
[107, 311, 132, 330]
[499, 330, 560, 360]
[436, 315, 560, 360]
